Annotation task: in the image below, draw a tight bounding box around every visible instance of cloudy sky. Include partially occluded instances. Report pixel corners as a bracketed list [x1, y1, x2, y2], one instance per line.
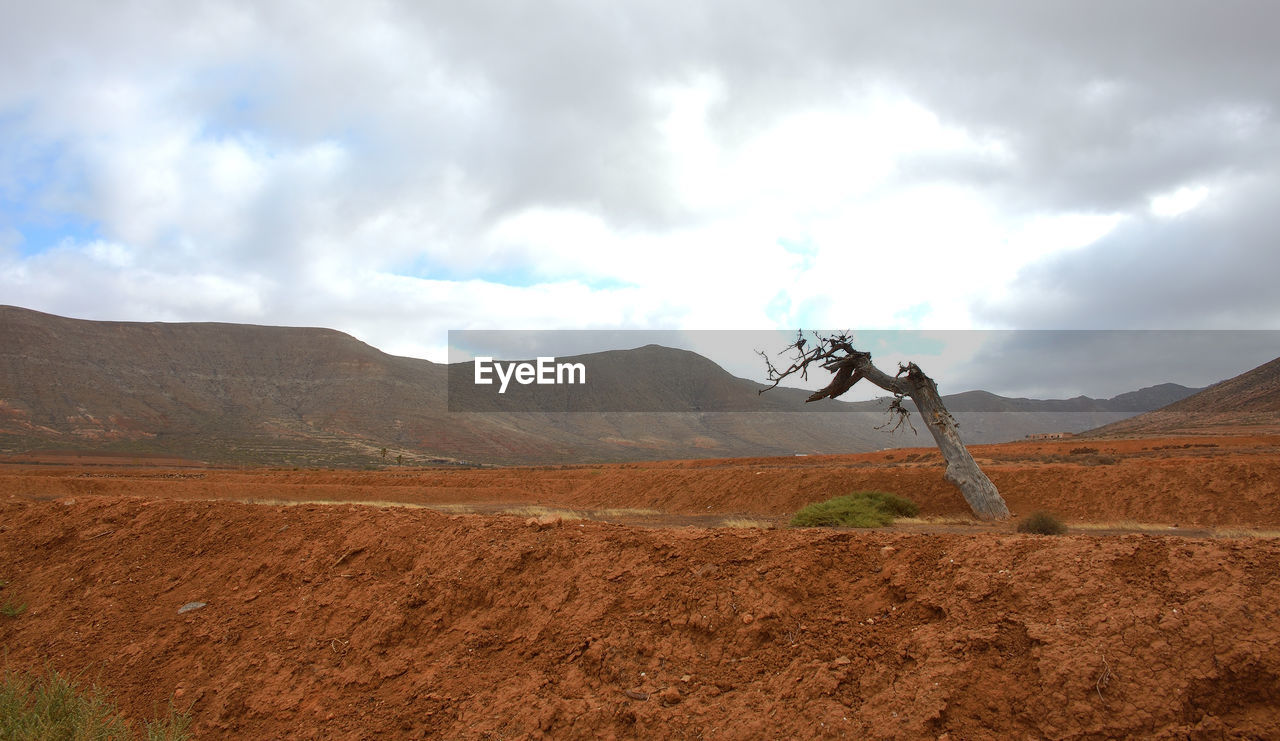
[2, 1, 1278, 386]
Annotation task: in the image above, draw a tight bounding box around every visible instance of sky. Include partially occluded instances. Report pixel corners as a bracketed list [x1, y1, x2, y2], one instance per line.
[2, 1, 1278, 394]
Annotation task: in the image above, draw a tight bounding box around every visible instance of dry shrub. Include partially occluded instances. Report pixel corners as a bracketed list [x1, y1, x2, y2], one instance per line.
[1017, 511, 1068, 535]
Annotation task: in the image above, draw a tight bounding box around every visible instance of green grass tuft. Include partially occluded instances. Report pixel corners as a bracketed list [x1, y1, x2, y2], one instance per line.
[790, 491, 919, 528]
[0, 668, 191, 740]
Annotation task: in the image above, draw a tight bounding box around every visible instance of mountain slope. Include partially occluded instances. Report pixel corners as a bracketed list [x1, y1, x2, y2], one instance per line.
[0, 306, 876, 464]
[0, 306, 1206, 464]
[1089, 356, 1280, 436]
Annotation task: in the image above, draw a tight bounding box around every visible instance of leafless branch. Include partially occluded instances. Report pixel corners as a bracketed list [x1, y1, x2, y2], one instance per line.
[875, 395, 917, 435]
[757, 330, 860, 395]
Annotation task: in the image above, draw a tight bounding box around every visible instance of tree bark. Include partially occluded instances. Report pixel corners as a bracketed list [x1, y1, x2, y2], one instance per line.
[808, 353, 1010, 522]
[896, 365, 1010, 521]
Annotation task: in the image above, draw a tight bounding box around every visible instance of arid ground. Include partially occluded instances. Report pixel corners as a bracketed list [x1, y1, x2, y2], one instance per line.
[3, 435, 1279, 738]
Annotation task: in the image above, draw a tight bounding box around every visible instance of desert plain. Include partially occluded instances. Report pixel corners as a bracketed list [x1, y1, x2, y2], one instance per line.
[2, 434, 1279, 739]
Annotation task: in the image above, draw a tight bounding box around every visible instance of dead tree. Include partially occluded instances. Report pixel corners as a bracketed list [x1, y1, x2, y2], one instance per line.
[759, 331, 1010, 521]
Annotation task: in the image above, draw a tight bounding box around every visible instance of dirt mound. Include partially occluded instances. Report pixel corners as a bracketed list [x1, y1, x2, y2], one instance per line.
[2, 495, 1278, 739]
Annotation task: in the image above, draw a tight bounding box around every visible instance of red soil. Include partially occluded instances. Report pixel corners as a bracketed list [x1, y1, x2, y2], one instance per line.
[2, 435, 1280, 738]
[6, 435, 1279, 527]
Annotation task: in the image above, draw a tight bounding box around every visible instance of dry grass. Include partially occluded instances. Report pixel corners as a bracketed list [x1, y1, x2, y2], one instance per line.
[500, 505, 585, 521]
[1067, 521, 1280, 537]
[1071, 520, 1181, 532]
[894, 515, 977, 526]
[719, 517, 774, 529]
[593, 507, 662, 517]
[220, 498, 661, 521]
[240, 498, 434, 509]
[1211, 527, 1280, 539]
[422, 503, 480, 514]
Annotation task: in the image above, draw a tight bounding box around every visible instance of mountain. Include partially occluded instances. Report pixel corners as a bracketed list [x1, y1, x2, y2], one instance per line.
[0, 306, 866, 464]
[842, 384, 1202, 414]
[0, 306, 1203, 465]
[0, 305, 446, 462]
[1089, 356, 1280, 436]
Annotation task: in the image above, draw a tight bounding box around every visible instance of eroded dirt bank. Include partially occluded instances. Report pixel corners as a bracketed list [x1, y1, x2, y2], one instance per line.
[2, 495, 1278, 739]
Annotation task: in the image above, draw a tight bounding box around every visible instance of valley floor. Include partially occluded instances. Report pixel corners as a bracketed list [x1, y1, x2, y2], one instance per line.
[2, 435, 1279, 738]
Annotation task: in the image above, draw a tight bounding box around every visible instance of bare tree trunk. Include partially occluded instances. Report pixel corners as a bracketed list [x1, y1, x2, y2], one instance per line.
[807, 353, 1010, 522]
[896, 366, 1010, 521]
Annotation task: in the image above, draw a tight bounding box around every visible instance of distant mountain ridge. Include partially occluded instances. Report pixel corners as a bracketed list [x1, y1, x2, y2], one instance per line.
[1089, 356, 1280, 436]
[842, 383, 1201, 414]
[0, 306, 1208, 465]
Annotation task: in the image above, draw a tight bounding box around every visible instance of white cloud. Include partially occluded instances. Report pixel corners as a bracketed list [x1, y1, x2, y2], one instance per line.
[1149, 184, 1210, 218]
[1, 0, 1277, 373]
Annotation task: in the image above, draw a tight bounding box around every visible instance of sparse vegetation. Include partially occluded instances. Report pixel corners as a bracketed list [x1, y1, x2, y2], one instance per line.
[790, 491, 919, 528]
[1153, 443, 1219, 450]
[1017, 511, 1068, 535]
[0, 579, 25, 618]
[0, 668, 191, 740]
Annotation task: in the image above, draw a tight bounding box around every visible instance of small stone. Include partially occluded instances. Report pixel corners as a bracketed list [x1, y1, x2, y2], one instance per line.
[740, 613, 754, 625]
[178, 601, 207, 614]
[680, 674, 693, 683]
[832, 656, 852, 666]
[659, 687, 681, 705]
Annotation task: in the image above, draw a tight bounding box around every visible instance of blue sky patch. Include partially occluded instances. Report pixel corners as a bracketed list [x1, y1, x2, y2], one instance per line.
[394, 254, 636, 291]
